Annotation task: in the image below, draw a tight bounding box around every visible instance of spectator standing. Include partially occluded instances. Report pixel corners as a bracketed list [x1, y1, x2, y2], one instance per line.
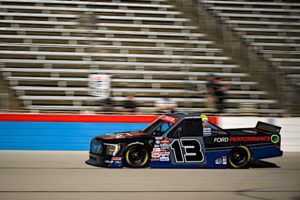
[212, 77, 230, 113]
[205, 74, 216, 111]
[102, 91, 114, 113]
[123, 95, 138, 113]
[155, 96, 177, 113]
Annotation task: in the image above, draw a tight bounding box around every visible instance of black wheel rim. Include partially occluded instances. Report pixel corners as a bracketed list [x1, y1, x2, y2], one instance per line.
[230, 148, 248, 166]
[128, 148, 147, 166]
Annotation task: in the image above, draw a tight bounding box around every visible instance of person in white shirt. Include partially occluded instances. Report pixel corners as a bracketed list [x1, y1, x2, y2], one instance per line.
[155, 97, 177, 113]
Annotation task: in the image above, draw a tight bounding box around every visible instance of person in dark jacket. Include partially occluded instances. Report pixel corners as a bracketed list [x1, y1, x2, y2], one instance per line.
[205, 74, 216, 111]
[102, 91, 114, 113]
[123, 95, 138, 113]
[212, 77, 230, 113]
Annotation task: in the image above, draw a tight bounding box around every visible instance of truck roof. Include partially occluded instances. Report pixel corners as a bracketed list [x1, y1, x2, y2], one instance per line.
[166, 113, 204, 119]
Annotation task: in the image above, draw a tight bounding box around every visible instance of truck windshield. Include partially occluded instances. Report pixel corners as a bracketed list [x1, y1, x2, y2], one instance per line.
[143, 119, 175, 136]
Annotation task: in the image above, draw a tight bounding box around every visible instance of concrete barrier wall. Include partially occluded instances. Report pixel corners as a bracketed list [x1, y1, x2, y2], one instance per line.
[0, 114, 155, 150]
[0, 121, 148, 150]
[0, 114, 214, 150]
[0, 114, 298, 152]
[219, 117, 300, 152]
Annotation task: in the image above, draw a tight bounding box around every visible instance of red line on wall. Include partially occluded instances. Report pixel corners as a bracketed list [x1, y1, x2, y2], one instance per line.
[0, 113, 217, 124]
[0, 113, 157, 123]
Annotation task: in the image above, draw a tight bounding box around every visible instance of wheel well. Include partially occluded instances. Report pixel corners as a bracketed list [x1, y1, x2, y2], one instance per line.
[124, 142, 151, 153]
[234, 145, 251, 157]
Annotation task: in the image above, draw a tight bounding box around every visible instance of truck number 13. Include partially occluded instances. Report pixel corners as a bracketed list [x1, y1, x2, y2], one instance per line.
[171, 139, 204, 163]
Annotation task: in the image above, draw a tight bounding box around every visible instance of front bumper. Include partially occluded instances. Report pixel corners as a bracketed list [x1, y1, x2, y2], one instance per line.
[85, 152, 124, 168]
[85, 152, 110, 167]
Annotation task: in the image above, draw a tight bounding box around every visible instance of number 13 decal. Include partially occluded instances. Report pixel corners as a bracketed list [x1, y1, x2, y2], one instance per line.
[171, 139, 204, 163]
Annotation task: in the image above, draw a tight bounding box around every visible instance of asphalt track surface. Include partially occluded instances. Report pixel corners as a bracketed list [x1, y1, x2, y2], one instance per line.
[0, 151, 299, 200]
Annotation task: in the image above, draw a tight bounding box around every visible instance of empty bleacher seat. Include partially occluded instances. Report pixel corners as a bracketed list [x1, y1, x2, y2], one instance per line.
[200, 0, 300, 87]
[0, 0, 281, 114]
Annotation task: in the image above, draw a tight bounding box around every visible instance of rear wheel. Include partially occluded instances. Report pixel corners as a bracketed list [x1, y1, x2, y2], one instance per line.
[228, 146, 251, 169]
[125, 145, 150, 168]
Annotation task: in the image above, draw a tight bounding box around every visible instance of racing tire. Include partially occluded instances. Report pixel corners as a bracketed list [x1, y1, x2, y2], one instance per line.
[228, 146, 251, 169]
[124, 145, 150, 168]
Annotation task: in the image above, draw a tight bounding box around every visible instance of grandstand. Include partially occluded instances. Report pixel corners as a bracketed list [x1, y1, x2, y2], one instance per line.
[200, 0, 300, 84]
[0, 0, 298, 115]
[192, 0, 300, 115]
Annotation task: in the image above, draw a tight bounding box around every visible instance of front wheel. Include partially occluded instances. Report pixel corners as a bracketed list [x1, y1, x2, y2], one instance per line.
[125, 145, 150, 168]
[228, 146, 251, 169]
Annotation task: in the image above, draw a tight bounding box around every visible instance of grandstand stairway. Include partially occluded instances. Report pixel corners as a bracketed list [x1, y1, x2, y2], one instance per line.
[0, 0, 284, 115]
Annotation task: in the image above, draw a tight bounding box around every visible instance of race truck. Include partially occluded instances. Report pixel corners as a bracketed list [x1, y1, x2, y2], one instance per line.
[86, 113, 283, 168]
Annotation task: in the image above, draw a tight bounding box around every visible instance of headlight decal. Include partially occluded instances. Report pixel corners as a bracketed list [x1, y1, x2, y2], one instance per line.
[104, 143, 121, 156]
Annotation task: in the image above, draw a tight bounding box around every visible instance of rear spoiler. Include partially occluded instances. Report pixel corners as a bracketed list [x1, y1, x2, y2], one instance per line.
[255, 121, 281, 134]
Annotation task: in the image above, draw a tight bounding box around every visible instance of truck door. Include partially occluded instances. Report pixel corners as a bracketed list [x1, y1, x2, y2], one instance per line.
[167, 118, 207, 167]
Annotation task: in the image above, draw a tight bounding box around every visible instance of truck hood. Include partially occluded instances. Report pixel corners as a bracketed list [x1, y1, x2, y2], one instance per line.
[95, 131, 150, 141]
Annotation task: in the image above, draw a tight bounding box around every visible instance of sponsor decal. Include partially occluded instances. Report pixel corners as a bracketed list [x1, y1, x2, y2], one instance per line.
[160, 143, 169, 149]
[203, 123, 211, 128]
[203, 128, 212, 136]
[160, 151, 170, 156]
[201, 114, 208, 121]
[203, 127, 211, 133]
[151, 152, 160, 158]
[213, 136, 271, 143]
[271, 134, 280, 144]
[159, 139, 170, 150]
[160, 115, 178, 124]
[151, 158, 160, 161]
[160, 156, 170, 162]
[114, 161, 122, 165]
[111, 157, 122, 161]
[160, 139, 170, 144]
[152, 145, 170, 161]
[229, 136, 271, 142]
[213, 137, 229, 143]
[222, 156, 227, 165]
[215, 156, 227, 165]
[215, 157, 221, 165]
